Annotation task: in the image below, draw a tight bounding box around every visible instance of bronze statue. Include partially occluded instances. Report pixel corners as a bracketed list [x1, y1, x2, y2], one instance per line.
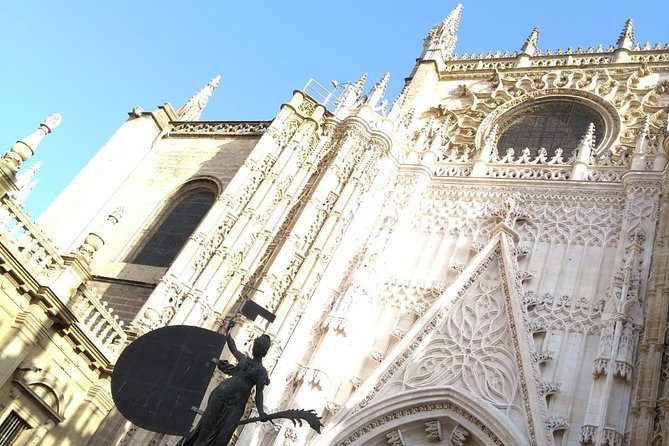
[179, 324, 270, 446]
[111, 301, 322, 443]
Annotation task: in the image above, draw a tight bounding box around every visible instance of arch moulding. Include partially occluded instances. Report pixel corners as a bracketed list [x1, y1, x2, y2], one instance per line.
[317, 387, 528, 446]
[474, 88, 621, 154]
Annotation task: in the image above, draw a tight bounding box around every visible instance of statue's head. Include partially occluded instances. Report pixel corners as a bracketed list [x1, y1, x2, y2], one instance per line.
[252, 334, 271, 358]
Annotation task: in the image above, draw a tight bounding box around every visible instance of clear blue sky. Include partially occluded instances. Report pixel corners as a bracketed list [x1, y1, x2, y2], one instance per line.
[1, 1, 667, 217]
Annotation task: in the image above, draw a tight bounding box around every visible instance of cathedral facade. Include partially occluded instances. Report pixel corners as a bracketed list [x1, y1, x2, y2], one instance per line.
[2, 4, 669, 445]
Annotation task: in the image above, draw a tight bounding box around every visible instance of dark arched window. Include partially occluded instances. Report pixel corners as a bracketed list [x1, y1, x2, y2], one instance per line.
[131, 183, 216, 267]
[497, 98, 605, 158]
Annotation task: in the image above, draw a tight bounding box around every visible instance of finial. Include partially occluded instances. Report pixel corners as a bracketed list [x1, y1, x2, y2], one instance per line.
[424, 3, 463, 59]
[13, 161, 42, 204]
[638, 115, 651, 138]
[177, 75, 221, 121]
[387, 89, 407, 121]
[442, 3, 463, 31]
[571, 123, 596, 180]
[579, 123, 597, 149]
[336, 73, 368, 110]
[617, 19, 635, 50]
[75, 207, 124, 263]
[415, 117, 435, 151]
[366, 72, 390, 108]
[3, 114, 61, 173]
[483, 125, 499, 149]
[353, 73, 368, 97]
[478, 124, 499, 161]
[661, 113, 669, 134]
[521, 27, 541, 56]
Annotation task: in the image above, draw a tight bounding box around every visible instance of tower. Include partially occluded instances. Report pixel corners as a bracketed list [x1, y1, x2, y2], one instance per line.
[2, 4, 669, 446]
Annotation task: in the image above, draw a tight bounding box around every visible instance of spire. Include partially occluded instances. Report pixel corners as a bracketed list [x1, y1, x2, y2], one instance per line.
[617, 19, 635, 50]
[423, 3, 463, 60]
[634, 115, 652, 155]
[576, 123, 596, 164]
[481, 125, 499, 159]
[177, 75, 221, 121]
[387, 89, 407, 121]
[415, 117, 435, 151]
[579, 122, 597, 147]
[336, 73, 367, 109]
[521, 27, 540, 56]
[352, 72, 368, 97]
[639, 115, 651, 139]
[441, 3, 463, 36]
[571, 123, 596, 181]
[366, 73, 390, 108]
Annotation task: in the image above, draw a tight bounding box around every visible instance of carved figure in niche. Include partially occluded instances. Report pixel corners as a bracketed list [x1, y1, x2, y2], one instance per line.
[179, 322, 270, 446]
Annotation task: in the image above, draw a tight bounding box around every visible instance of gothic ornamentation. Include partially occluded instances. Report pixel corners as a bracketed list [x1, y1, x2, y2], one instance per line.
[423, 420, 442, 441]
[451, 424, 470, 446]
[339, 402, 503, 446]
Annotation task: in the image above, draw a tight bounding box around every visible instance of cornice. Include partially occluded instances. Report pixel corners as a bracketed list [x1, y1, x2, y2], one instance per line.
[166, 120, 272, 138]
[437, 47, 669, 77]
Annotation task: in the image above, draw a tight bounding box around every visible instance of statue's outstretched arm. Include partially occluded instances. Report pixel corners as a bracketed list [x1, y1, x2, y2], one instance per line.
[226, 333, 244, 361]
[224, 320, 244, 361]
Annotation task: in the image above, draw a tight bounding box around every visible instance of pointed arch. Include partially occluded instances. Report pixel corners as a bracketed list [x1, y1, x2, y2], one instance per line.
[129, 179, 219, 267]
[317, 388, 526, 445]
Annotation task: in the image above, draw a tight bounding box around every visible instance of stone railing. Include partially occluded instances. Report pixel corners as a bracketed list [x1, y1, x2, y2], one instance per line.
[69, 288, 127, 357]
[433, 163, 472, 178]
[485, 164, 572, 181]
[426, 144, 637, 182]
[168, 120, 271, 137]
[491, 147, 578, 165]
[441, 44, 669, 72]
[0, 194, 63, 276]
[0, 193, 126, 362]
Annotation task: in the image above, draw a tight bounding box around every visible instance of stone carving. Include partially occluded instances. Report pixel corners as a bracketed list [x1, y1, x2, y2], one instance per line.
[295, 366, 329, 390]
[325, 400, 341, 415]
[396, 272, 520, 410]
[409, 59, 668, 185]
[378, 279, 445, 315]
[423, 420, 442, 441]
[545, 416, 569, 432]
[147, 433, 165, 446]
[538, 381, 561, 396]
[491, 146, 577, 165]
[340, 402, 504, 446]
[526, 291, 604, 333]
[118, 426, 138, 446]
[451, 424, 470, 446]
[385, 429, 404, 446]
[169, 121, 270, 135]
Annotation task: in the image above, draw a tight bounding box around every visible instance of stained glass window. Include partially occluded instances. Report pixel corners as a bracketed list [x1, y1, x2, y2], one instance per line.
[131, 187, 216, 267]
[497, 99, 604, 158]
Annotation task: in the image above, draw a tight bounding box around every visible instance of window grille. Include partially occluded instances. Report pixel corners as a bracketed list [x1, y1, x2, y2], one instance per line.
[497, 99, 604, 158]
[0, 411, 30, 446]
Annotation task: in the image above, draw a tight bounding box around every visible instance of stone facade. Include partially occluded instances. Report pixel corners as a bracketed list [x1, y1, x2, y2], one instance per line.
[0, 115, 125, 445]
[3, 4, 669, 446]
